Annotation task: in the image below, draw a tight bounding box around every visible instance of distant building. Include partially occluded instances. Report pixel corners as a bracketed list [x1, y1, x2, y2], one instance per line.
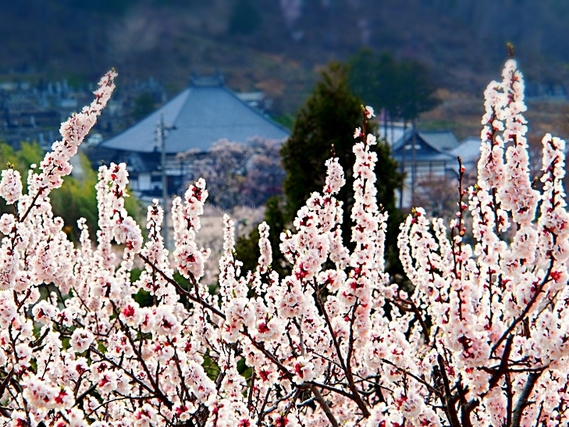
[447, 136, 482, 176]
[92, 74, 289, 198]
[0, 77, 94, 150]
[377, 120, 407, 146]
[525, 81, 568, 101]
[391, 128, 480, 208]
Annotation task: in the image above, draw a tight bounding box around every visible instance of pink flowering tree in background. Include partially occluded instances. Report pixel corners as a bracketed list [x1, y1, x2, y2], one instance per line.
[178, 138, 284, 210]
[0, 59, 569, 426]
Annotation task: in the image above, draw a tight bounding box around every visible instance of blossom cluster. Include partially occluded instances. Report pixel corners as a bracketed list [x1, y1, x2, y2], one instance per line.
[0, 60, 567, 427]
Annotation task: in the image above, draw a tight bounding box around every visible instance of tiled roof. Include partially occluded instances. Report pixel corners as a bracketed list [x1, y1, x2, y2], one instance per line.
[447, 136, 482, 175]
[100, 77, 289, 154]
[419, 130, 459, 152]
[392, 128, 459, 153]
[448, 136, 481, 163]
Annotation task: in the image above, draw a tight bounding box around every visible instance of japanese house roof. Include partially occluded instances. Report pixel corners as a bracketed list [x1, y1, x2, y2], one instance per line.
[99, 75, 289, 154]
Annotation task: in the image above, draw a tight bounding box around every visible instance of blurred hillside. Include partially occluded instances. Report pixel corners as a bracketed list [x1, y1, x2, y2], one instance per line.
[2, 0, 569, 129]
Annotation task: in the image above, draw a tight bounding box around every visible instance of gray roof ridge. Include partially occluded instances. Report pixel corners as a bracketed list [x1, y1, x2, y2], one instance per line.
[418, 129, 454, 134]
[392, 127, 415, 151]
[417, 129, 459, 152]
[458, 135, 481, 144]
[392, 127, 458, 155]
[189, 71, 224, 87]
[99, 88, 191, 151]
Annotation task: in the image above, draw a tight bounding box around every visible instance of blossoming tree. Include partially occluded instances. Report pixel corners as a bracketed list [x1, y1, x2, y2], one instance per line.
[0, 59, 568, 426]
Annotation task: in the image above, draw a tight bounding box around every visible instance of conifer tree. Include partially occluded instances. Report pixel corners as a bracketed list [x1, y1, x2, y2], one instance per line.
[236, 62, 404, 275]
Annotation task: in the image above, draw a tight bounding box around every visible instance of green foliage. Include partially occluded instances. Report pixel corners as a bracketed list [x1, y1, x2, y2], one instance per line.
[349, 49, 440, 121]
[0, 142, 142, 242]
[283, 62, 404, 273]
[50, 152, 142, 241]
[272, 114, 295, 130]
[237, 357, 253, 381]
[236, 62, 404, 276]
[0, 141, 43, 173]
[282, 62, 368, 221]
[235, 226, 261, 275]
[0, 141, 44, 216]
[130, 268, 195, 308]
[17, 142, 44, 170]
[49, 153, 99, 241]
[203, 352, 221, 381]
[395, 60, 441, 120]
[228, 0, 262, 36]
[348, 51, 439, 275]
[349, 49, 395, 116]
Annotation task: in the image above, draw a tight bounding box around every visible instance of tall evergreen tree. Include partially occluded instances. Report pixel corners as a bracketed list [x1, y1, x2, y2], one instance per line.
[236, 62, 404, 276]
[395, 59, 440, 121]
[282, 62, 364, 221]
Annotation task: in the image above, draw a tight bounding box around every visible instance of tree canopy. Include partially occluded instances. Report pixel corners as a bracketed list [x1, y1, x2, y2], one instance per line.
[237, 62, 404, 275]
[349, 49, 440, 122]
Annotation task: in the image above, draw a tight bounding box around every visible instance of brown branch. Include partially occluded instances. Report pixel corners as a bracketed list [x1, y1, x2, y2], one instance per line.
[381, 358, 439, 396]
[391, 296, 430, 345]
[74, 384, 97, 407]
[0, 369, 14, 400]
[451, 156, 466, 277]
[505, 371, 513, 427]
[491, 262, 554, 355]
[89, 346, 155, 396]
[458, 383, 478, 427]
[511, 371, 542, 427]
[169, 339, 191, 401]
[242, 329, 294, 381]
[312, 284, 370, 417]
[141, 228, 375, 420]
[139, 253, 225, 319]
[18, 188, 45, 224]
[93, 307, 174, 410]
[87, 395, 156, 418]
[256, 388, 273, 425]
[483, 335, 513, 397]
[114, 303, 173, 409]
[307, 380, 356, 400]
[310, 384, 339, 427]
[437, 355, 461, 427]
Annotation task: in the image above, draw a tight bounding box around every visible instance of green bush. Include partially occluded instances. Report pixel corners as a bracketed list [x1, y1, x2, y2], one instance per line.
[0, 141, 142, 241]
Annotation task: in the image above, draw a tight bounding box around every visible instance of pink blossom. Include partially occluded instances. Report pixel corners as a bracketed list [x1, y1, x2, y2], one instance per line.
[0, 169, 22, 204]
[70, 328, 94, 353]
[0, 61, 567, 427]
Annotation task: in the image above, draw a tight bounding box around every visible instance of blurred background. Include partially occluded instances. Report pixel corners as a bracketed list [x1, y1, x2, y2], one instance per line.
[3, 0, 569, 269]
[2, 0, 569, 140]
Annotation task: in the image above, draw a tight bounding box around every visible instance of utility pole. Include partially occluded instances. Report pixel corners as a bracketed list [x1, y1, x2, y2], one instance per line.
[399, 121, 407, 210]
[156, 113, 176, 249]
[411, 119, 417, 207]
